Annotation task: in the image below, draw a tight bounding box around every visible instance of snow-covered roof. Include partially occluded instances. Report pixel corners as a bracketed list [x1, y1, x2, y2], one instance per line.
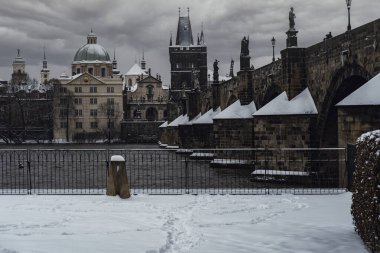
[158, 121, 168, 128]
[254, 88, 318, 116]
[214, 100, 256, 120]
[180, 113, 202, 125]
[336, 73, 380, 106]
[193, 107, 221, 124]
[167, 114, 189, 127]
[125, 64, 147, 76]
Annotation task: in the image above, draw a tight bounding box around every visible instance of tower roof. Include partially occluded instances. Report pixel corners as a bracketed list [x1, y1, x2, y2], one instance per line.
[13, 49, 25, 64]
[176, 16, 193, 46]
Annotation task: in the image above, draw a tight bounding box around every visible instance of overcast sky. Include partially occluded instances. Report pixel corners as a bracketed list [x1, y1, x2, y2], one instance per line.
[0, 0, 378, 84]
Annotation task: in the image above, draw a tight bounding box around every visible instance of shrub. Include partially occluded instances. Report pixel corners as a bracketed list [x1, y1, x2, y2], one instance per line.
[352, 130, 380, 252]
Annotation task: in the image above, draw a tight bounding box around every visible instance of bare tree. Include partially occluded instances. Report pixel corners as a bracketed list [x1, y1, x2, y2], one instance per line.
[98, 101, 122, 143]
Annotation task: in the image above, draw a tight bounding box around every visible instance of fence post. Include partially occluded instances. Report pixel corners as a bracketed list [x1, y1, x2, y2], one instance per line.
[346, 144, 356, 191]
[27, 149, 31, 195]
[185, 157, 189, 194]
[106, 155, 130, 199]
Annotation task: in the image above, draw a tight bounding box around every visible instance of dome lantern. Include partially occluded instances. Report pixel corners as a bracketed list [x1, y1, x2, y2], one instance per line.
[87, 29, 97, 44]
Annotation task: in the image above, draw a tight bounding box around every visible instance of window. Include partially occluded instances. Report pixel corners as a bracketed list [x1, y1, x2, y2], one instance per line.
[74, 98, 82, 105]
[75, 122, 82, 129]
[59, 98, 67, 105]
[90, 122, 98, 129]
[107, 109, 115, 116]
[76, 68, 80, 74]
[107, 98, 114, 105]
[59, 87, 67, 93]
[90, 98, 97, 105]
[90, 109, 98, 117]
[75, 109, 83, 117]
[59, 109, 67, 117]
[75, 87, 82, 93]
[146, 85, 154, 101]
[107, 87, 114, 93]
[90, 87, 97, 93]
[88, 67, 94, 75]
[60, 122, 67, 128]
[128, 79, 132, 87]
[101, 68, 106, 77]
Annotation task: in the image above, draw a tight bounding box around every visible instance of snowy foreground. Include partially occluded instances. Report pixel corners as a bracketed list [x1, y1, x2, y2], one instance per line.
[0, 193, 367, 253]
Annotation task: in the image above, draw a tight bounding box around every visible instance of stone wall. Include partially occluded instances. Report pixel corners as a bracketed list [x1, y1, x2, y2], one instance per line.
[121, 121, 164, 143]
[213, 119, 253, 148]
[338, 106, 380, 147]
[192, 124, 215, 148]
[253, 115, 316, 170]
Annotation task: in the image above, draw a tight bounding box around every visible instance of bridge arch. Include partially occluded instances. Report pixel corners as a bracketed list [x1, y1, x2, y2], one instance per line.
[318, 63, 370, 147]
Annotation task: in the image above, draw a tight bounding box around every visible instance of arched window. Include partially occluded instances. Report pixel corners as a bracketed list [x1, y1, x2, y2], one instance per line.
[128, 79, 132, 87]
[146, 107, 158, 121]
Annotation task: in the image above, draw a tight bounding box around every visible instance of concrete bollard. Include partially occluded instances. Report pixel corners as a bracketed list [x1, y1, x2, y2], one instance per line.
[106, 155, 131, 199]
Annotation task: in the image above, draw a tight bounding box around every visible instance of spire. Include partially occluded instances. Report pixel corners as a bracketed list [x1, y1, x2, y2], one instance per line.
[175, 7, 194, 46]
[42, 46, 47, 69]
[112, 48, 118, 70]
[229, 58, 234, 77]
[141, 50, 146, 70]
[170, 32, 172, 46]
[200, 22, 205, 44]
[197, 33, 200, 45]
[187, 7, 189, 17]
[17, 49, 20, 57]
[178, 7, 181, 17]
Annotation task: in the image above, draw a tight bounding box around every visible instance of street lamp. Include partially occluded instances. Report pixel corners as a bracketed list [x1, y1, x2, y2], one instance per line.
[346, 0, 352, 31]
[271, 37, 276, 62]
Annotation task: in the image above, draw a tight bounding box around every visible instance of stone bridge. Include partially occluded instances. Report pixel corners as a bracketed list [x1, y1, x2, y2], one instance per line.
[216, 18, 380, 148]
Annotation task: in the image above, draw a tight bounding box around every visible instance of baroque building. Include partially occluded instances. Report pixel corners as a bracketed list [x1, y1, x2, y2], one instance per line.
[54, 31, 123, 142]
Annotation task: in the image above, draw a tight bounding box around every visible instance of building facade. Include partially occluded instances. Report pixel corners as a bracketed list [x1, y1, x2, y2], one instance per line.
[54, 31, 123, 142]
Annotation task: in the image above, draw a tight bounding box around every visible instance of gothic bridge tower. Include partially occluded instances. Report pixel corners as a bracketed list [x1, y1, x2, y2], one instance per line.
[168, 8, 207, 120]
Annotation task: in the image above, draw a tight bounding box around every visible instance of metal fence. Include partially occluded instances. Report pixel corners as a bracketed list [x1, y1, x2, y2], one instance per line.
[0, 148, 348, 195]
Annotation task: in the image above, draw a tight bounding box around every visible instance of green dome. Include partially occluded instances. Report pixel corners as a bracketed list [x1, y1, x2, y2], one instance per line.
[73, 44, 111, 62]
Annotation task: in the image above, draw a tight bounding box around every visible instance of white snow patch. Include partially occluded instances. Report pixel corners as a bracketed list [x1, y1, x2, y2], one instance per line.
[193, 107, 221, 124]
[180, 113, 202, 125]
[251, 169, 310, 176]
[254, 88, 318, 116]
[125, 63, 148, 76]
[214, 100, 256, 119]
[110, 155, 125, 162]
[167, 114, 189, 127]
[0, 194, 367, 253]
[337, 73, 380, 106]
[159, 121, 168, 128]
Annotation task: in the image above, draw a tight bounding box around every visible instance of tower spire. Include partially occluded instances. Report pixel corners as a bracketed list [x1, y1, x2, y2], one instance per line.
[187, 7, 189, 17]
[178, 7, 181, 17]
[41, 47, 50, 84]
[141, 50, 146, 70]
[170, 32, 172, 46]
[200, 22, 205, 44]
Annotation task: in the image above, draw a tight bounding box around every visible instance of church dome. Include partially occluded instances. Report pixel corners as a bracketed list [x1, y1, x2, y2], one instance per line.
[73, 30, 111, 63]
[73, 44, 111, 62]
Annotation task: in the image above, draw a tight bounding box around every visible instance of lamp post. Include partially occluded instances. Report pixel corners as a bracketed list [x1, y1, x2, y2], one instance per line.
[271, 37, 276, 62]
[346, 0, 352, 31]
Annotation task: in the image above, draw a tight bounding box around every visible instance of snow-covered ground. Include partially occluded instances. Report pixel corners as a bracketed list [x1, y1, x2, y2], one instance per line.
[0, 193, 367, 253]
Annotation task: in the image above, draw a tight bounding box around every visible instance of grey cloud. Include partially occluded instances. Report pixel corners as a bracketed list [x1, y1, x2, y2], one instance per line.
[0, 0, 378, 85]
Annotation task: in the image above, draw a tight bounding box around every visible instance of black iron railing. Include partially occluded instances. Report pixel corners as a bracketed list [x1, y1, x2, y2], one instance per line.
[0, 148, 348, 195]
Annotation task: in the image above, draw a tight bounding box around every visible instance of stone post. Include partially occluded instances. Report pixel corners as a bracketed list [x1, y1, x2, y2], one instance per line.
[107, 155, 131, 199]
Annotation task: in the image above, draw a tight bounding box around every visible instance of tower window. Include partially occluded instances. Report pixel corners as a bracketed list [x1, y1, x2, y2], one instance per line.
[88, 67, 93, 75]
[76, 68, 80, 74]
[101, 68, 106, 77]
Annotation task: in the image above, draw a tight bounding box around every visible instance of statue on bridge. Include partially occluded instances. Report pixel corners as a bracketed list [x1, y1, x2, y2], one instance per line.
[289, 7, 296, 30]
[213, 59, 219, 83]
[241, 36, 249, 56]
